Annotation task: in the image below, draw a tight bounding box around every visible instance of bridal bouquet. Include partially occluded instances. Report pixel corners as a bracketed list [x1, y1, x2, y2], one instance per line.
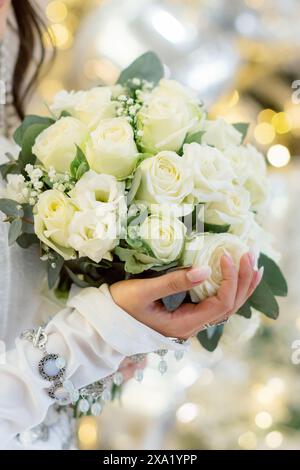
[0, 52, 287, 351]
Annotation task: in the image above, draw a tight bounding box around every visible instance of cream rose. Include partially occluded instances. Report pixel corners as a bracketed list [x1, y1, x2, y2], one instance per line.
[202, 118, 242, 150]
[138, 213, 186, 264]
[67, 208, 119, 263]
[184, 233, 248, 301]
[204, 186, 251, 226]
[137, 79, 203, 153]
[50, 87, 118, 130]
[132, 151, 193, 216]
[85, 117, 138, 179]
[34, 190, 76, 259]
[32, 117, 89, 173]
[69, 169, 126, 212]
[182, 143, 235, 202]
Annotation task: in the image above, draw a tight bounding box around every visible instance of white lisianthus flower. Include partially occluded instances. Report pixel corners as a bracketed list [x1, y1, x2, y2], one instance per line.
[67, 208, 119, 263]
[32, 117, 89, 173]
[69, 169, 126, 212]
[224, 144, 268, 211]
[184, 233, 248, 301]
[50, 87, 118, 130]
[204, 186, 251, 226]
[132, 151, 193, 216]
[182, 143, 235, 202]
[34, 190, 76, 259]
[137, 79, 203, 153]
[85, 117, 138, 179]
[139, 213, 187, 264]
[3, 174, 29, 203]
[202, 118, 242, 150]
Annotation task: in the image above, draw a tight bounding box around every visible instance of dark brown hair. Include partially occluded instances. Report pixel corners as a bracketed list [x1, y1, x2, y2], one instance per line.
[11, 0, 54, 119]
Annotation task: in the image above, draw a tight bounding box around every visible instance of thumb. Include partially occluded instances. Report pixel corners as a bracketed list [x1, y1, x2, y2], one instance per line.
[142, 266, 212, 302]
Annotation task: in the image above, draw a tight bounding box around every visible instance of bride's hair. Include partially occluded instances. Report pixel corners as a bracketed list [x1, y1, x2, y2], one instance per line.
[11, 0, 55, 120]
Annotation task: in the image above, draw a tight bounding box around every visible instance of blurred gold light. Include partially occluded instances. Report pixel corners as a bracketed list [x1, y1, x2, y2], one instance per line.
[265, 431, 283, 449]
[78, 417, 98, 449]
[176, 403, 199, 423]
[46, 1, 68, 23]
[267, 377, 285, 395]
[38, 79, 64, 101]
[238, 431, 257, 450]
[267, 145, 291, 168]
[271, 112, 292, 134]
[84, 58, 120, 84]
[258, 108, 276, 123]
[254, 123, 275, 145]
[255, 385, 275, 405]
[48, 23, 72, 49]
[255, 411, 273, 429]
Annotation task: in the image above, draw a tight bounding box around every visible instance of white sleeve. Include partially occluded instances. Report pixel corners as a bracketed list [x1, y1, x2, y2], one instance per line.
[0, 284, 187, 449]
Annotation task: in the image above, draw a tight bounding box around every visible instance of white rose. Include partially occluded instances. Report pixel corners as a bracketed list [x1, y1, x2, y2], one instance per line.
[85, 117, 138, 179]
[202, 118, 242, 150]
[50, 87, 117, 130]
[139, 213, 187, 264]
[32, 117, 89, 173]
[230, 213, 279, 262]
[34, 190, 76, 259]
[68, 208, 119, 263]
[3, 174, 29, 203]
[69, 169, 125, 211]
[184, 233, 248, 301]
[182, 143, 235, 202]
[204, 186, 251, 226]
[224, 144, 268, 210]
[132, 151, 193, 216]
[137, 79, 203, 153]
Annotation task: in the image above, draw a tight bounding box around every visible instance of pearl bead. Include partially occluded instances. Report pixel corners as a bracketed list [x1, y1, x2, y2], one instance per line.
[91, 403, 102, 416]
[113, 372, 124, 386]
[79, 399, 89, 413]
[158, 360, 168, 375]
[134, 369, 144, 382]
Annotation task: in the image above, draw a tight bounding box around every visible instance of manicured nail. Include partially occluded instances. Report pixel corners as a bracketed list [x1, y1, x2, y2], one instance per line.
[223, 250, 233, 263]
[257, 267, 264, 284]
[187, 266, 212, 283]
[248, 251, 256, 268]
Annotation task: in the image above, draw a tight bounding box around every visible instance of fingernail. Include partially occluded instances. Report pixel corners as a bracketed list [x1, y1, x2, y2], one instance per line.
[257, 267, 264, 284]
[223, 250, 233, 263]
[187, 266, 212, 283]
[248, 251, 256, 268]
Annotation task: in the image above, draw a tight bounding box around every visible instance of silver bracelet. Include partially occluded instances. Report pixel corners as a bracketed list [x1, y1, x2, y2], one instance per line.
[20, 327, 70, 405]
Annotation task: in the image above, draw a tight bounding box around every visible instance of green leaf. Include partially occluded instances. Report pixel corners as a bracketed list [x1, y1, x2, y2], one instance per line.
[13, 115, 54, 146]
[70, 146, 89, 180]
[48, 252, 65, 289]
[249, 279, 279, 319]
[8, 218, 22, 245]
[258, 253, 288, 297]
[58, 111, 71, 119]
[65, 266, 91, 288]
[0, 199, 24, 217]
[204, 222, 230, 233]
[197, 325, 224, 352]
[20, 123, 50, 167]
[162, 292, 186, 312]
[237, 300, 252, 318]
[16, 233, 38, 249]
[0, 161, 19, 179]
[233, 122, 250, 141]
[184, 131, 205, 145]
[117, 51, 164, 86]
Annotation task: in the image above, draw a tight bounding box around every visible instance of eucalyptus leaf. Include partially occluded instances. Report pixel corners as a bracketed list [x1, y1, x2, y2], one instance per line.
[0, 199, 24, 217]
[16, 233, 38, 249]
[21, 123, 50, 164]
[197, 324, 224, 352]
[249, 279, 279, 319]
[8, 218, 22, 245]
[117, 51, 164, 86]
[162, 291, 186, 312]
[14, 115, 54, 147]
[0, 161, 19, 179]
[258, 253, 288, 297]
[237, 301, 252, 318]
[233, 122, 250, 141]
[65, 266, 91, 288]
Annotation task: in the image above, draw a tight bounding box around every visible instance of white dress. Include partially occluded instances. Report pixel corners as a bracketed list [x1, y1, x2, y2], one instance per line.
[0, 138, 187, 450]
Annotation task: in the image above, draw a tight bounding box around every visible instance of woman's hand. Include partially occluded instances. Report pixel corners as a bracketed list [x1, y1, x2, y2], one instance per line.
[110, 253, 263, 340]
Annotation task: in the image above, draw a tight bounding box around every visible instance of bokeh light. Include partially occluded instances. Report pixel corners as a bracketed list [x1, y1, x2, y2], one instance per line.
[254, 122, 275, 145]
[238, 431, 257, 449]
[46, 1, 68, 23]
[255, 411, 273, 429]
[265, 431, 283, 449]
[267, 145, 291, 168]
